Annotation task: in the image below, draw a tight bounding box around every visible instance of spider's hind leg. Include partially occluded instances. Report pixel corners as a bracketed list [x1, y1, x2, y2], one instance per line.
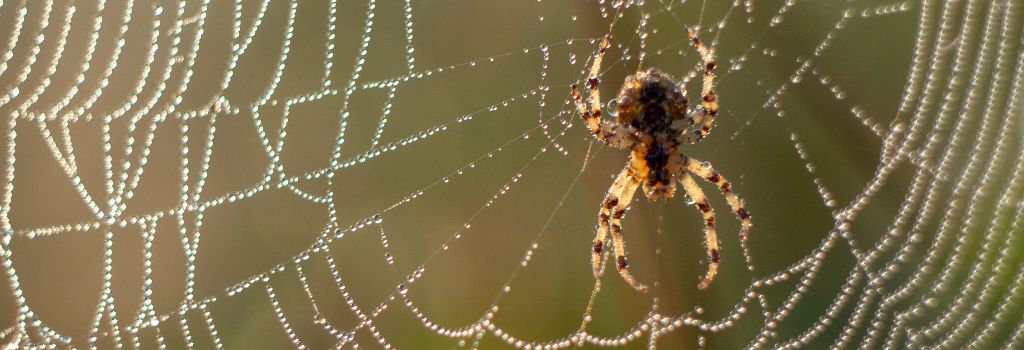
[676, 28, 719, 145]
[570, 35, 636, 150]
[571, 35, 611, 135]
[571, 85, 636, 149]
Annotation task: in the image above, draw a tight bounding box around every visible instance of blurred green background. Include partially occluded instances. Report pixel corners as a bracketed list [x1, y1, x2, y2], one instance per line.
[0, 0, 941, 348]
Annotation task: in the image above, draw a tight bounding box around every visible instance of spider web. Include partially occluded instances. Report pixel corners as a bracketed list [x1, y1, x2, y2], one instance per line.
[0, 0, 1021, 348]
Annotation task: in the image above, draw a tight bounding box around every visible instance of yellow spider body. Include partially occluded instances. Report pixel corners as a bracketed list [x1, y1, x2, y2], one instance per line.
[571, 31, 750, 292]
[616, 68, 689, 200]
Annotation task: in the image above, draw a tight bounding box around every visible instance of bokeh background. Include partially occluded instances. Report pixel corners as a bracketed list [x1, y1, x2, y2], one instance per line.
[7, 0, 1013, 349]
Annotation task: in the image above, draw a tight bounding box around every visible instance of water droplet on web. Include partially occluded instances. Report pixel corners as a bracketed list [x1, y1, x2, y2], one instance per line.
[606, 99, 619, 116]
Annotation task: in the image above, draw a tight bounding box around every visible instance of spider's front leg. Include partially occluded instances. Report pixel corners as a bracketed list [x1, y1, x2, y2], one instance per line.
[571, 35, 636, 149]
[679, 155, 753, 286]
[678, 172, 721, 290]
[592, 166, 631, 277]
[682, 156, 752, 242]
[592, 166, 647, 292]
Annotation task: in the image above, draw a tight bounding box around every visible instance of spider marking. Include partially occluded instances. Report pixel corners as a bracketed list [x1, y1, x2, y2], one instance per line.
[571, 30, 752, 292]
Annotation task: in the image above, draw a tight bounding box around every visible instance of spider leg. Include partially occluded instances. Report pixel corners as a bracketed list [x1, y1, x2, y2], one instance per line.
[676, 28, 719, 145]
[683, 156, 754, 273]
[592, 165, 634, 277]
[608, 173, 647, 292]
[678, 171, 721, 290]
[570, 35, 636, 149]
[682, 156, 752, 242]
[587, 35, 610, 113]
[571, 86, 635, 149]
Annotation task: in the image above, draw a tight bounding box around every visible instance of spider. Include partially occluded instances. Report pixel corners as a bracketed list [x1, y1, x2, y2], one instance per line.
[570, 30, 752, 292]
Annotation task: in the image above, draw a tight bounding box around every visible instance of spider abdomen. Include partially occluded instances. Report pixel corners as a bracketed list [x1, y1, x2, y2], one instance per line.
[631, 105, 673, 134]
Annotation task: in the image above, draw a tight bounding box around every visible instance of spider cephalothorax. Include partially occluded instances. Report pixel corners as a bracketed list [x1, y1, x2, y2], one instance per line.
[571, 31, 750, 292]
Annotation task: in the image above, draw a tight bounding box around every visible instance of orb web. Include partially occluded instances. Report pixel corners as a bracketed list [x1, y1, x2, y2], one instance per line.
[0, 0, 1021, 349]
